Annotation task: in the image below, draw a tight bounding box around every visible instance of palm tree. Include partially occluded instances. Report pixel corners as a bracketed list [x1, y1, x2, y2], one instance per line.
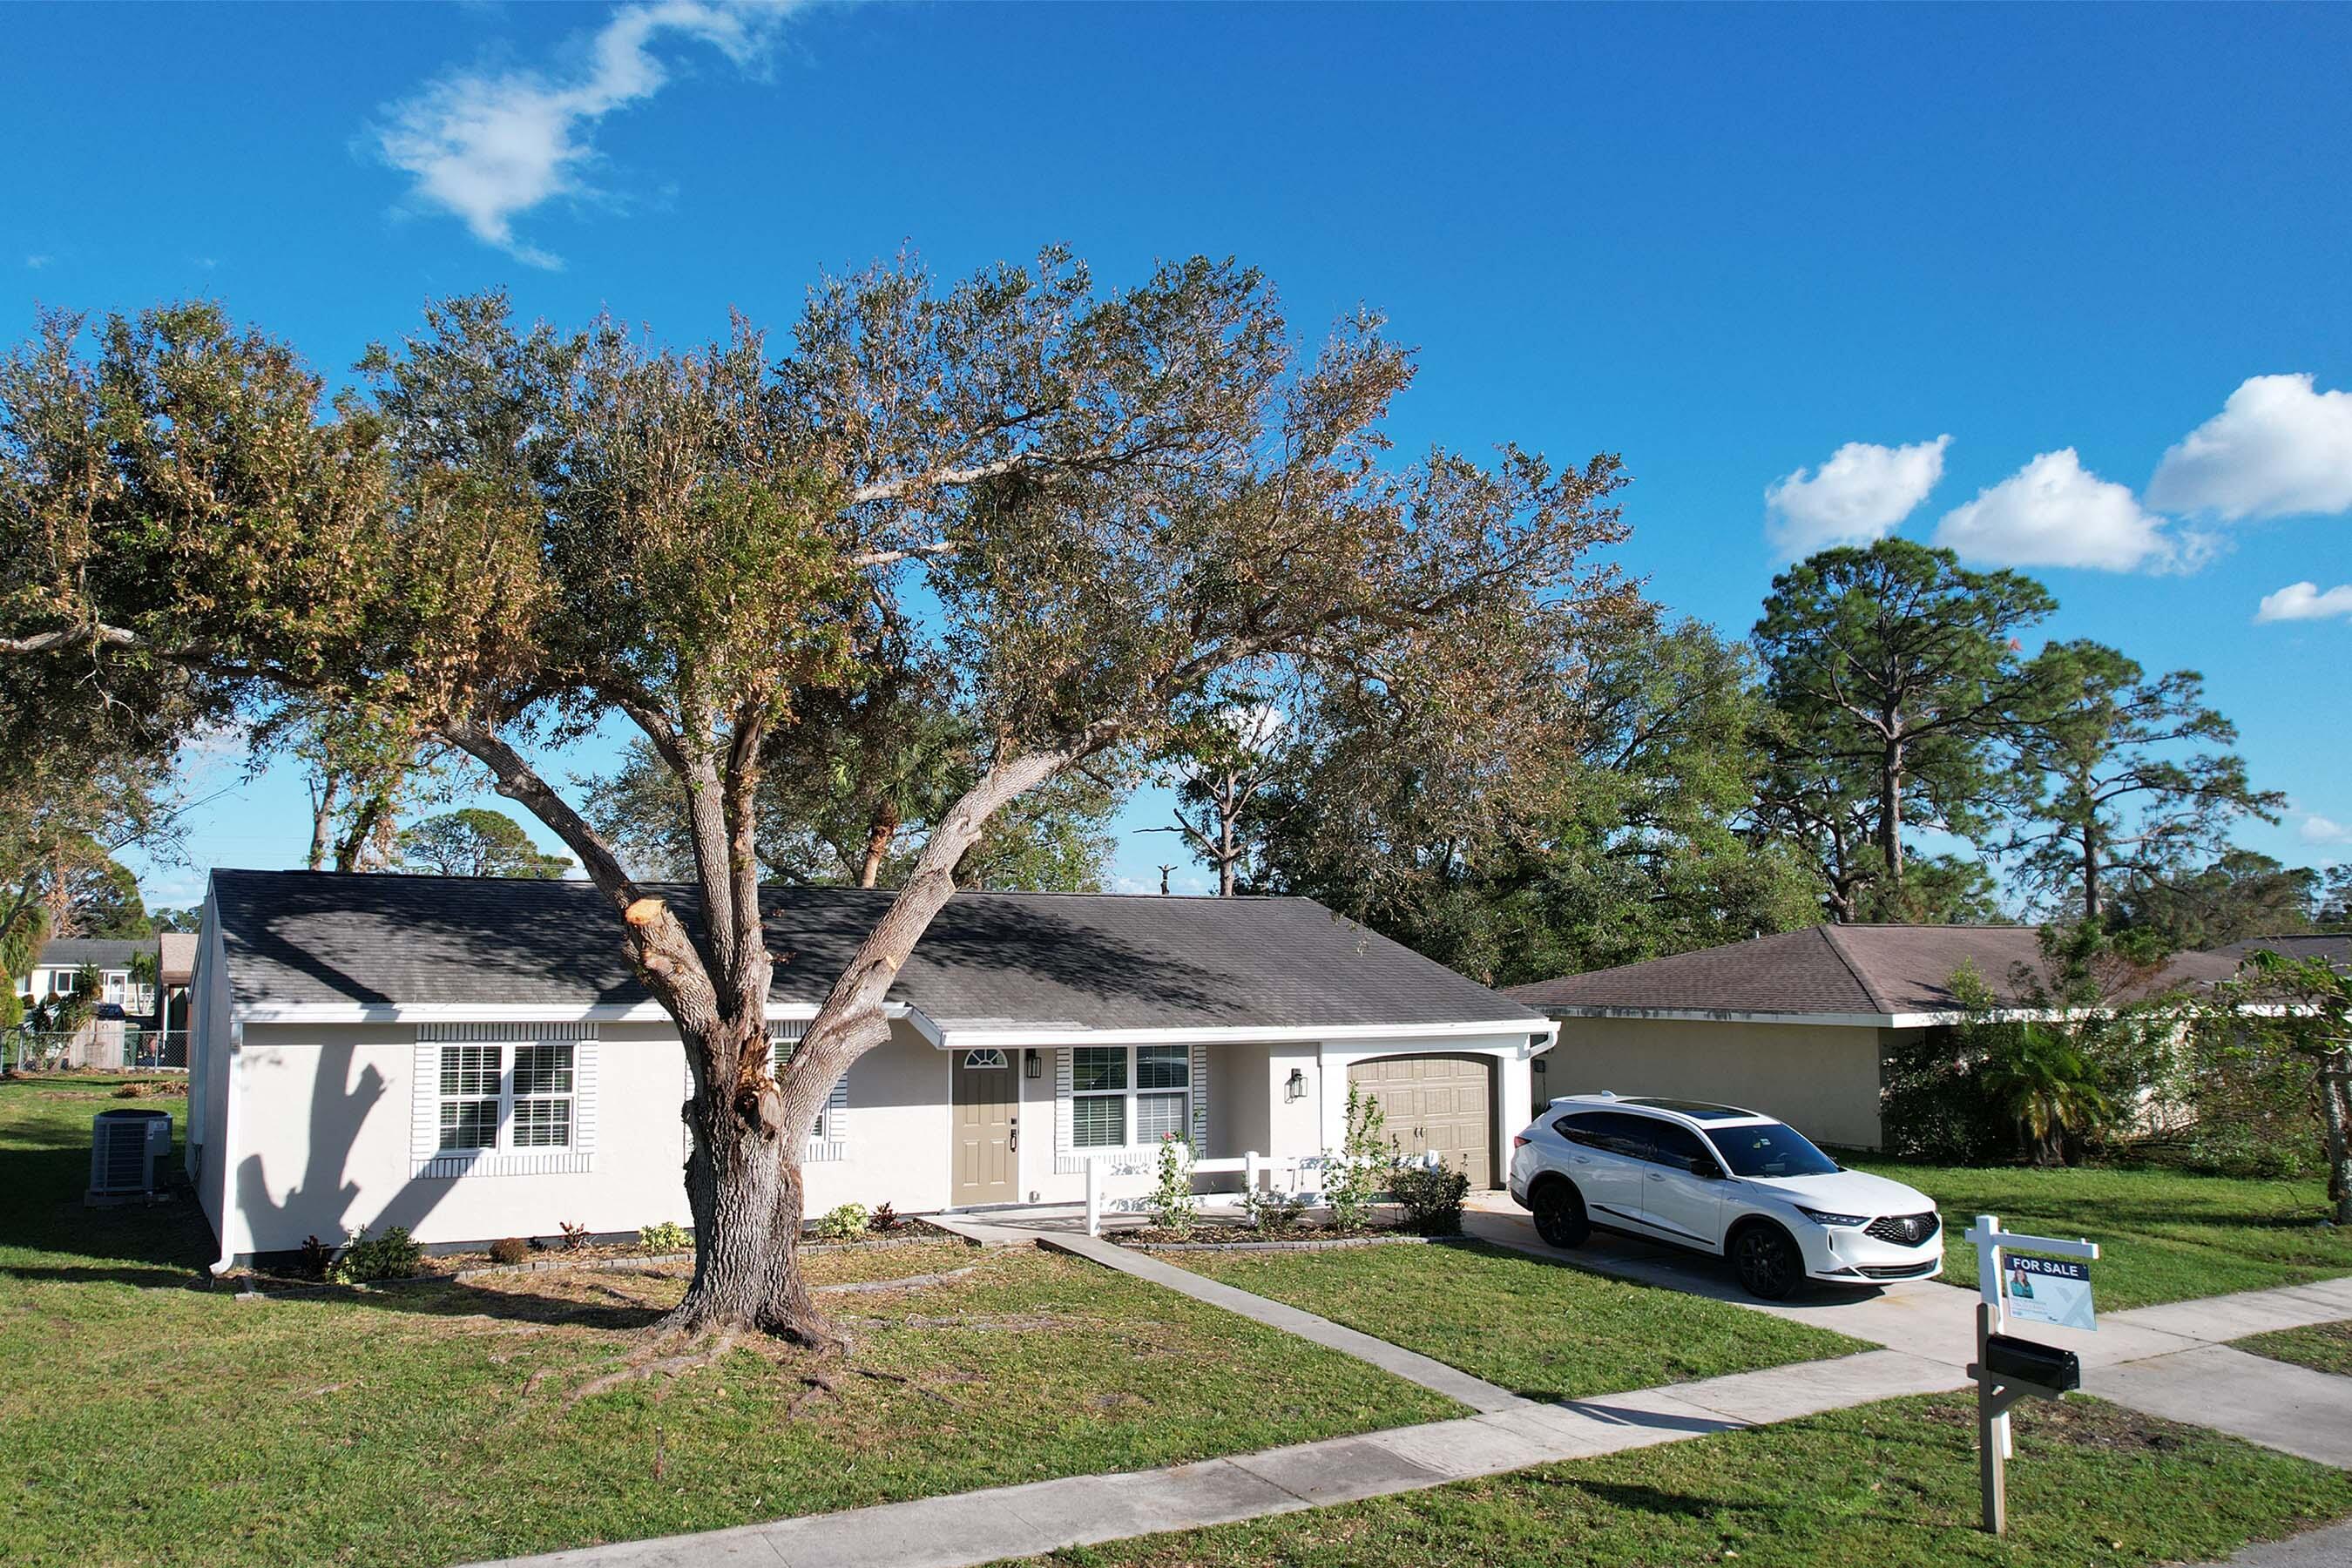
[1981, 1024, 2111, 1166]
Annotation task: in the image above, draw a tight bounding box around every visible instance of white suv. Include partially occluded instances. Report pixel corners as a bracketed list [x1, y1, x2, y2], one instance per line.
[1508, 1092, 1943, 1299]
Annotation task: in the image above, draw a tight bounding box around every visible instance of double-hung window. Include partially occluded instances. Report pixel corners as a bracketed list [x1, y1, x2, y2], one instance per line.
[416, 1024, 596, 1176]
[1070, 1044, 1192, 1151]
[435, 1040, 575, 1151]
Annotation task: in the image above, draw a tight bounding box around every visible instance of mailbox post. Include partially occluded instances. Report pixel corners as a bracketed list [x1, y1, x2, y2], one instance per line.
[1961, 1213, 2098, 1536]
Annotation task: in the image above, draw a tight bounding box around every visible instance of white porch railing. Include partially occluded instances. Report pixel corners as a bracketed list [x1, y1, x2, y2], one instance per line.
[1079, 1146, 1443, 1236]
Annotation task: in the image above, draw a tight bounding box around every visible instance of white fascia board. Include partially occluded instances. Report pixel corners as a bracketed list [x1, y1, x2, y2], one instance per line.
[1539, 1004, 2212, 1030]
[933, 1017, 1553, 1051]
[229, 998, 927, 1029]
[1538, 1005, 1903, 1029]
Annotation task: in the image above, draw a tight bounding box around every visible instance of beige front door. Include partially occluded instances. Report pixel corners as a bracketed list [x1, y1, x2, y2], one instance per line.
[950, 1048, 1019, 1206]
[1348, 1053, 1496, 1189]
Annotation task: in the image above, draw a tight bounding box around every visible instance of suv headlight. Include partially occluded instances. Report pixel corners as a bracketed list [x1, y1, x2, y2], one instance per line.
[1795, 1206, 1869, 1227]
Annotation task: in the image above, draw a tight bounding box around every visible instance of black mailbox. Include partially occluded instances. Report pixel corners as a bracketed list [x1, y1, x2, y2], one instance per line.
[1984, 1334, 2080, 1394]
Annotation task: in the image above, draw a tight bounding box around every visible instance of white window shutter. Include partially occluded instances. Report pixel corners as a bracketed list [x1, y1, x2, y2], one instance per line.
[411, 1036, 439, 1163]
[1053, 1047, 1078, 1174]
[573, 1034, 599, 1154]
[1191, 1039, 1209, 1156]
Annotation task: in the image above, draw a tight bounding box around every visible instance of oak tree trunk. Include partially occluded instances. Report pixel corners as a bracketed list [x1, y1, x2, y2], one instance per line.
[669, 1052, 836, 1346]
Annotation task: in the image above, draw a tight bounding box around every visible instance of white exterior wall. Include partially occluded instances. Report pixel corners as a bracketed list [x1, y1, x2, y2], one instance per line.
[207, 999, 1547, 1254]
[800, 1024, 949, 1216]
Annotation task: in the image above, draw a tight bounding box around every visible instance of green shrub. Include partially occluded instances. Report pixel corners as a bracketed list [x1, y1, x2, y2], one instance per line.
[488, 1236, 530, 1266]
[813, 1202, 869, 1241]
[1389, 1159, 1470, 1235]
[557, 1220, 591, 1251]
[328, 1225, 422, 1283]
[639, 1220, 692, 1253]
[1324, 1082, 1389, 1231]
[1150, 1133, 1199, 1237]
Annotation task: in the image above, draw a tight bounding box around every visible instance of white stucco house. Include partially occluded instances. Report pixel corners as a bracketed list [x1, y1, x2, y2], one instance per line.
[188, 869, 1553, 1268]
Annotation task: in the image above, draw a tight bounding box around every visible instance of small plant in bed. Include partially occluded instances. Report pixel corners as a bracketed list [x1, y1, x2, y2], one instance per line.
[1242, 1186, 1312, 1234]
[814, 1202, 870, 1241]
[327, 1225, 422, 1283]
[639, 1220, 692, 1253]
[488, 1236, 531, 1266]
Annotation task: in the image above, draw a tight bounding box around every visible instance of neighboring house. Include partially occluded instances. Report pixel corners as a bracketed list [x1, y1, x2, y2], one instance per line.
[1505, 924, 2240, 1151]
[17, 937, 159, 1017]
[188, 869, 1553, 1267]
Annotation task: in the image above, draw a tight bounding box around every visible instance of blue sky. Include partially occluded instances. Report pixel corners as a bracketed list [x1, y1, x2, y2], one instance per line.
[5, 2, 2349, 909]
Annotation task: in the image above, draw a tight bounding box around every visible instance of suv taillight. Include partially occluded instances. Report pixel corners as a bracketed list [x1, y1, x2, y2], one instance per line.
[1511, 1134, 1531, 1149]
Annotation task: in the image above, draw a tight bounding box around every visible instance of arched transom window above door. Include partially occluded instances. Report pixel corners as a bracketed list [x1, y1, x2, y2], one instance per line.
[962, 1048, 1011, 1070]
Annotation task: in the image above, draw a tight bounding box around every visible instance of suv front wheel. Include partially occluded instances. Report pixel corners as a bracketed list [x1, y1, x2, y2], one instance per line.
[1530, 1179, 1590, 1248]
[1730, 1223, 1803, 1301]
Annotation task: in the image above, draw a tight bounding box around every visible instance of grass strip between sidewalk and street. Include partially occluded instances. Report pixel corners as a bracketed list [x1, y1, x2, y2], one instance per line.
[1014, 1393, 2352, 1568]
[2232, 1319, 2352, 1378]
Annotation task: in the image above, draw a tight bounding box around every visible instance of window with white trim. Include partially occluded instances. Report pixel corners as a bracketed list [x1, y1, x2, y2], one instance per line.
[1071, 1044, 1191, 1150]
[429, 1039, 580, 1152]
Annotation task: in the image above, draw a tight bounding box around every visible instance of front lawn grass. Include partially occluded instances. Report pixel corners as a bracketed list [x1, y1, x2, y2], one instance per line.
[2234, 1320, 2352, 1378]
[0, 1076, 1456, 1568]
[1017, 1393, 2352, 1568]
[1842, 1158, 2352, 1309]
[1171, 1239, 1869, 1401]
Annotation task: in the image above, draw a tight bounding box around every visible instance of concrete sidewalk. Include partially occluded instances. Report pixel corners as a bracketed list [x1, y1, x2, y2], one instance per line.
[468, 1348, 1964, 1568]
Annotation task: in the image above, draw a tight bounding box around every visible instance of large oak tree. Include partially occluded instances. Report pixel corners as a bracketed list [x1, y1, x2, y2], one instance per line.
[1, 254, 1630, 1343]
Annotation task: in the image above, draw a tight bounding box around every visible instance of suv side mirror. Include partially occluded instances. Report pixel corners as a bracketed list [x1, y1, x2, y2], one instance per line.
[1689, 1158, 1723, 1179]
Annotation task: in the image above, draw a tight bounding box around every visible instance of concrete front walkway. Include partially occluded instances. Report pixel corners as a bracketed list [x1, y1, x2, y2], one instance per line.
[1463, 1203, 2352, 1468]
[470, 1348, 1964, 1568]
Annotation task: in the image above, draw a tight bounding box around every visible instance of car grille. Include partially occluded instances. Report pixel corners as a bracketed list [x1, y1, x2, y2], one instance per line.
[1864, 1212, 1940, 1247]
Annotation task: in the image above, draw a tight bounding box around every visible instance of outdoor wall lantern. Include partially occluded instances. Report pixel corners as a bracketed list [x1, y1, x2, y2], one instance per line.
[1284, 1067, 1308, 1103]
[1024, 1048, 1042, 1079]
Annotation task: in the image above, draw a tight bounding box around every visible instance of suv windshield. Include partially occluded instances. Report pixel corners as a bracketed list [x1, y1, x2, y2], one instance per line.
[1706, 1123, 1840, 1179]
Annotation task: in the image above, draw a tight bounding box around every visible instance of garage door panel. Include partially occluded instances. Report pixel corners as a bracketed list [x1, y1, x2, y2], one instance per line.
[1348, 1053, 1494, 1189]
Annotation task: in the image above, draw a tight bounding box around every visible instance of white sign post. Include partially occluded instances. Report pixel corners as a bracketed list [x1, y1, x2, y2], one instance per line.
[1960, 1214, 2099, 1536]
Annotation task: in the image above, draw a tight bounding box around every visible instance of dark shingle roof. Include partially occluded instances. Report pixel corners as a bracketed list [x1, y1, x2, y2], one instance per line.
[1506, 924, 2245, 1018]
[30, 937, 156, 971]
[2216, 934, 2352, 967]
[207, 869, 1542, 1031]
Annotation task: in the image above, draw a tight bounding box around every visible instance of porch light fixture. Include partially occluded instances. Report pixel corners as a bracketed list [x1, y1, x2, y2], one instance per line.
[1024, 1048, 1042, 1079]
[1284, 1067, 1308, 1103]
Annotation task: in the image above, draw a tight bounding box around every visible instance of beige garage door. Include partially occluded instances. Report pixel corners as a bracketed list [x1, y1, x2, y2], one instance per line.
[1348, 1054, 1495, 1189]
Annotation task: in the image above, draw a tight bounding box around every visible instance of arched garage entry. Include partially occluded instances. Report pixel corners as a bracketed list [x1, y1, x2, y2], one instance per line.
[1347, 1053, 1496, 1189]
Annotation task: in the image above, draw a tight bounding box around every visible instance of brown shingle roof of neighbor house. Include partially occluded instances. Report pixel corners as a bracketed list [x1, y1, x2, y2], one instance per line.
[206, 868, 1546, 1034]
[1504, 924, 2247, 1021]
[157, 933, 199, 985]
[2216, 934, 2352, 968]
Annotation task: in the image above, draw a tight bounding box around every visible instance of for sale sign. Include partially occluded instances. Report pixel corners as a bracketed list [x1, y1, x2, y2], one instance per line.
[2004, 1254, 2095, 1332]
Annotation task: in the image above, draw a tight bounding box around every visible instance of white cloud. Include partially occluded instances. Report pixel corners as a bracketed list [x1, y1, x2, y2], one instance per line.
[2300, 814, 2352, 847]
[1932, 449, 2193, 573]
[375, 1, 791, 267]
[2147, 375, 2352, 522]
[1764, 435, 1950, 557]
[2255, 580, 2352, 623]
[24, 254, 50, 269]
